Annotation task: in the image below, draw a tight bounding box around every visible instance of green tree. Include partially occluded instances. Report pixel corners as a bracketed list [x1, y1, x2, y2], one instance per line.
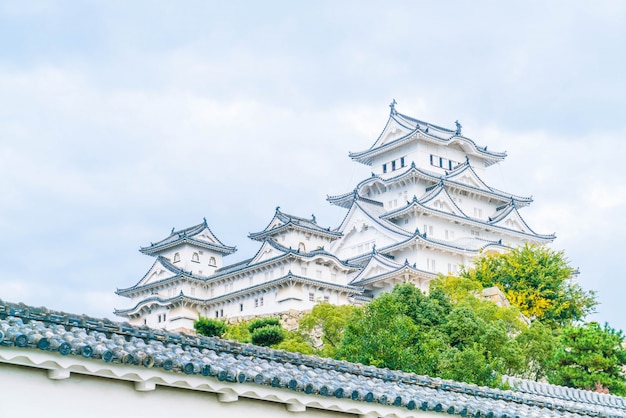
[336, 291, 421, 370]
[299, 302, 357, 357]
[549, 322, 626, 395]
[335, 284, 525, 387]
[462, 244, 596, 327]
[515, 321, 558, 381]
[194, 317, 227, 337]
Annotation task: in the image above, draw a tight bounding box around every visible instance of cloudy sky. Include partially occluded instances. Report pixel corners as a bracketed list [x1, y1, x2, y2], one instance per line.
[1, 1, 624, 331]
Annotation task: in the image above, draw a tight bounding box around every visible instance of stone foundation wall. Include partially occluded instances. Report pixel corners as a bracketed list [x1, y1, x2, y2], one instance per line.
[224, 309, 309, 331]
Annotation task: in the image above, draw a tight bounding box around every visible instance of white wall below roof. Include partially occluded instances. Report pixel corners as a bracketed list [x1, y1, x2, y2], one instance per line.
[0, 353, 444, 418]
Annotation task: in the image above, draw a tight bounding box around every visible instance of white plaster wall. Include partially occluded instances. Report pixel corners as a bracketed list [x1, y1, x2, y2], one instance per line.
[0, 363, 345, 418]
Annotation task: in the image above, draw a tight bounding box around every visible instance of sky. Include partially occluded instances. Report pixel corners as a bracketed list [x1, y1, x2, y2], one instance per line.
[0, 1, 625, 331]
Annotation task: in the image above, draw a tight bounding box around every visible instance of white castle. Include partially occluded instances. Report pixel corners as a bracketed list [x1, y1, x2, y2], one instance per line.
[115, 102, 554, 332]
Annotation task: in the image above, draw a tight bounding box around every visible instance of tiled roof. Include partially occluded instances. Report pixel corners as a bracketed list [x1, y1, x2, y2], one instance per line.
[248, 208, 342, 241]
[328, 162, 532, 210]
[114, 272, 364, 316]
[380, 190, 555, 243]
[1, 300, 625, 417]
[140, 219, 237, 256]
[349, 108, 506, 166]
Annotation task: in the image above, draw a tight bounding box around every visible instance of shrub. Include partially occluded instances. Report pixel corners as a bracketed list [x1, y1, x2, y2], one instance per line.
[251, 325, 286, 347]
[248, 317, 281, 334]
[194, 317, 227, 337]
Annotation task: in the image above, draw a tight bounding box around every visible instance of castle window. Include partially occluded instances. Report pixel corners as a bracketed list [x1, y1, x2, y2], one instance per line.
[209, 257, 216, 267]
[255, 299, 259, 308]
[382, 163, 387, 173]
[240, 303, 244, 312]
[215, 311, 219, 318]
[260, 297, 264, 306]
[298, 242, 306, 252]
[220, 309, 223, 317]
[400, 157, 405, 167]
[391, 160, 396, 171]
[323, 295, 329, 302]
[192, 252, 200, 263]
[309, 293, 314, 301]
[173, 252, 180, 263]
[427, 258, 436, 271]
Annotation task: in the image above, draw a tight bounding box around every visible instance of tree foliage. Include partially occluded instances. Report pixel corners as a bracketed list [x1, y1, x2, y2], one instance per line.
[299, 302, 357, 357]
[274, 330, 316, 354]
[194, 317, 227, 338]
[335, 284, 525, 387]
[461, 244, 597, 326]
[549, 322, 626, 395]
[223, 320, 251, 342]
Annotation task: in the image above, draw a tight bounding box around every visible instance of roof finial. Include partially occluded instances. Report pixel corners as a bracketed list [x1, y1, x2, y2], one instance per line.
[275, 206, 281, 212]
[311, 214, 316, 223]
[372, 244, 376, 254]
[455, 120, 462, 136]
[170, 227, 175, 234]
[203, 217, 207, 225]
[389, 99, 397, 115]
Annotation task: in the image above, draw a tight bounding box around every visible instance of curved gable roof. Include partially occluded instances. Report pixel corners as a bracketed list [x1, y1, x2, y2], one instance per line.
[349, 105, 506, 166]
[141, 219, 236, 256]
[249, 207, 341, 241]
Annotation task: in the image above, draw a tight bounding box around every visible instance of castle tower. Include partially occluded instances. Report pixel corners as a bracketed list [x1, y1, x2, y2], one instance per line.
[328, 101, 554, 296]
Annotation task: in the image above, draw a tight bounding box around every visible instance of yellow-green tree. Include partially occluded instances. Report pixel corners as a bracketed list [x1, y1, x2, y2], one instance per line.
[462, 244, 596, 327]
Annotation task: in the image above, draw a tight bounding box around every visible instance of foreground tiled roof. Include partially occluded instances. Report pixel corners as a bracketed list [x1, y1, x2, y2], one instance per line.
[1, 300, 625, 417]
